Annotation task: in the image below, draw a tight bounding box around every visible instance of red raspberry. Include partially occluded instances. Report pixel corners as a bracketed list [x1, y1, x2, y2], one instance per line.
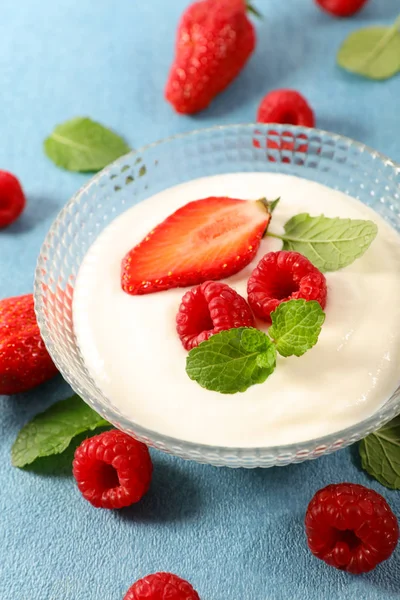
[247, 251, 327, 322]
[257, 89, 315, 128]
[315, 0, 368, 18]
[176, 280, 254, 351]
[256, 90, 314, 163]
[0, 170, 26, 228]
[305, 483, 399, 574]
[124, 572, 200, 600]
[72, 430, 153, 509]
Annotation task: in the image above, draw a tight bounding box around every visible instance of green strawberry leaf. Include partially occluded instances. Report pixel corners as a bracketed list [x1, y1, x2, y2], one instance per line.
[267, 197, 280, 213]
[186, 327, 276, 394]
[359, 416, 400, 490]
[44, 117, 131, 172]
[11, 395, 109, 468]
[337, 18, 400, 81]
[269, 213, 378, 272]
[246, 2, 263, 19]
[269, 299, 325, 358]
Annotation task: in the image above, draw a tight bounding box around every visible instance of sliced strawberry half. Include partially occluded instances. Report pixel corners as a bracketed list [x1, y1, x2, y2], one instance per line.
[121, 196, 275, 295]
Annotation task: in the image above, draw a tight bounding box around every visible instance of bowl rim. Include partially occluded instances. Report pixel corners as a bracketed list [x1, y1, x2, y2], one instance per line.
[34, 123, 400, 464]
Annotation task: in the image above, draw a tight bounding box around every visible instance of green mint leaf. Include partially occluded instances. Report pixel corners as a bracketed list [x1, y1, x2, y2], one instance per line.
[11, 395, 109, 468]
[275, 213, 378, 272]
[186, 327, 276, 394]
[337, 18, 400, 81]
[44, 117, 131, 172]
[359, 416, 400, 490]
[269, 299, 325, 358]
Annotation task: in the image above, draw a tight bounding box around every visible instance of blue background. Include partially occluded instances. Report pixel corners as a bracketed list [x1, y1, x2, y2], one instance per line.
[1, 1, 400, 598]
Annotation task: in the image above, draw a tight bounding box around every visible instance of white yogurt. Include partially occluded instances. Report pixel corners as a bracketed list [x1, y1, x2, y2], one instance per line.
[73, 173, 400, 447]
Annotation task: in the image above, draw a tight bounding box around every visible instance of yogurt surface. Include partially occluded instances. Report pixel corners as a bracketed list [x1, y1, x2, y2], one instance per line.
[73, 173, 400, 447]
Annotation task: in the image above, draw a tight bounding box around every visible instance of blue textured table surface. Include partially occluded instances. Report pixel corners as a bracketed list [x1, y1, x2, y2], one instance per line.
[1, 1, 400, 599]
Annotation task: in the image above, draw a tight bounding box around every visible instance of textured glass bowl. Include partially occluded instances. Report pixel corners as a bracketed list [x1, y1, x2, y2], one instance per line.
[34, 124, 400, 468]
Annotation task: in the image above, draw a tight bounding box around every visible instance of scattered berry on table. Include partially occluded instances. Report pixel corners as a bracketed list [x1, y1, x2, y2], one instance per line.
[0, 294, 58, 395]
[315, 0, 369, 18]
[257, 89, 315, 128]
[72, 429, 153, 509]
[247, 251, 327, 322]
[305, 483, 399, 574]
[122, 197, 272, 295]
[177, 280, 254, 350]
[124, 572, 200, 600]
[165, 0, 256, 114]
[0, 170, 26, 228]
[255, 90, 314, 162]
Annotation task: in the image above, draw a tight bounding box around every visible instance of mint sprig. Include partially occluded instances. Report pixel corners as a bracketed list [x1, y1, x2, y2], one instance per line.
[359, 416, 400, 490]
[337, 15, 400, 81]
[269, 299, 325, 358]
[186, 328, 276, 394]
[12, 395, 109, 468]
[267, 214, 377, 272]
[44, 117, 131, 172]
[186, 299, 324, 394]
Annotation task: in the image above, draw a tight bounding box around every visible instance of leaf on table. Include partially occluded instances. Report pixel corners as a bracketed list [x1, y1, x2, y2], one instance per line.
[359, 416, 400, 490]
[11, 395, 109, 468]
[186, 327, 276, 394]
[337, 24, 400, 81]
[44, 117, 131, 172]
[279, 213, 378, 272]
[269, 299, 325, 358]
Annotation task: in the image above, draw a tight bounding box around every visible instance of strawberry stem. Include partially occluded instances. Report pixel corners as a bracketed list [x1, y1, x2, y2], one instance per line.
[246, 2, 263, 19]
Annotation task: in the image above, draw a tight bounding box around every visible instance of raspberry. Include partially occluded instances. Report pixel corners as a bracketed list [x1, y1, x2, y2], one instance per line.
[176, 281, 254, 351]
[72, 430, 152, 509]
[124, 573, 200, 600]
[247, 251, 327, 322]
[0, 170, 26, 228]
[257, 89, 315, 128]
[315, 0, 368, 18]
[305, 483, 399, 574]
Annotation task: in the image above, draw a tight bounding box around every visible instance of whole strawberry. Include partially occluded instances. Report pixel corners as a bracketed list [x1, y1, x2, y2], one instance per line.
[165, 0, 256, 114]
[0, 294, 58, 395]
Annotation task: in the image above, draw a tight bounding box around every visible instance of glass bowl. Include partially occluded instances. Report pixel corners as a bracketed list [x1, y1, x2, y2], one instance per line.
[34, 124, 400, 468]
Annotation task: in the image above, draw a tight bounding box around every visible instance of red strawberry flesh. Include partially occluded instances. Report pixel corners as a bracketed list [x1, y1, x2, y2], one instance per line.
[121, 197, 271, 295]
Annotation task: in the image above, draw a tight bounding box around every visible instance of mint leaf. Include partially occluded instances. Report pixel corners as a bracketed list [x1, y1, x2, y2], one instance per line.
[359, 416, 400, 490]
[44, 117, 131, 172]
[270, 213, 378, 272]
[11, 395, 109, 468]
[186, 328, 276, 394]
[269, 299, 325, 358]
[337, 18, 400, 81]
